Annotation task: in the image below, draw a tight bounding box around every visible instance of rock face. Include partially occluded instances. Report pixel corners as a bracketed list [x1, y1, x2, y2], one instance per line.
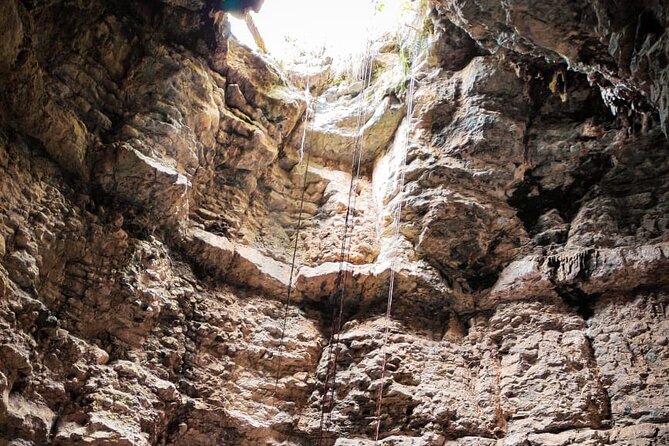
[435, 0, 669, 134]
[0, 0, 668, 445]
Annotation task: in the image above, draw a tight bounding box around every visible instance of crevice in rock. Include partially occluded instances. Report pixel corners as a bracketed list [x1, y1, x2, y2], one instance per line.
[634, 10, 665, 54]
[508, 151, 614, 232]
[582, 333, 613, 430]
[556, 286, 597, 321]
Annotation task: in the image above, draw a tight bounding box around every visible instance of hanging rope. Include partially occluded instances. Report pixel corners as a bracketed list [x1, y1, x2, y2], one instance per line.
[272, 81, 314, 403]
[315, 2, 433, 440]
[326, 48, 376, 418]
[317, 45, 376, 445]
[373, 38, 420, 444]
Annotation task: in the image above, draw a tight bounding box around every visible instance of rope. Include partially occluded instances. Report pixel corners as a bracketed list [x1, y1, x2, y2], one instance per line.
[373, 41, 419, 443]
[326, 49, 375, 419]
[272, 81, 313, 403]
[317, 46, 376, 445]
[272, 152, 311, 397]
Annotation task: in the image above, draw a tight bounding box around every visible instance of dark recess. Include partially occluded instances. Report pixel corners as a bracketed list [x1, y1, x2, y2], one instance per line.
[508, 152, 614, 233]
[557, 286, 597, 320]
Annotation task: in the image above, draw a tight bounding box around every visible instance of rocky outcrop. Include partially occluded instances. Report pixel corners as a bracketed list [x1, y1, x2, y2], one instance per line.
[434, 0, 669, 134]
[297, 65, 406, 167]
[0, 0, 668, 445]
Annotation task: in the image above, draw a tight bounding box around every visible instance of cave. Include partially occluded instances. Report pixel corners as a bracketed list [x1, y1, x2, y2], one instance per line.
[0, 0, 668, 445]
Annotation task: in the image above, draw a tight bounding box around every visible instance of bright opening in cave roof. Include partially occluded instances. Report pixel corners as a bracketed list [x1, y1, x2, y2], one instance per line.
[229, 0, 421, 71]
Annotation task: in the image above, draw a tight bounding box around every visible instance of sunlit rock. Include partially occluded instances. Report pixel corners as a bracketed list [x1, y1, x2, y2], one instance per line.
[0, 0, 668, 444]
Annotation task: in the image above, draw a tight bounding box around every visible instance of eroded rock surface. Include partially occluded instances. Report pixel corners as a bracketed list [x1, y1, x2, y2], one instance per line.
[0, 0, 668, 445]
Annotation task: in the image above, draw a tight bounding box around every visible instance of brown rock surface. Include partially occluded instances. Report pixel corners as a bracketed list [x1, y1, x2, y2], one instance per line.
[0, 0, 668, 445]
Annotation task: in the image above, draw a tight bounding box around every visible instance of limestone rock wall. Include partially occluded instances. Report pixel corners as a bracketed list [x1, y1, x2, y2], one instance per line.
[0, 0, 668, 445]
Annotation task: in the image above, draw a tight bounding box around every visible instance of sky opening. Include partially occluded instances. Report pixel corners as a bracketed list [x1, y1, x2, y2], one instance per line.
[229, 0, 422, 73]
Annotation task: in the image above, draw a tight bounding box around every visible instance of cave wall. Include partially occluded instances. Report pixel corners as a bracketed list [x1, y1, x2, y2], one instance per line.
[0, 0, 668, 445]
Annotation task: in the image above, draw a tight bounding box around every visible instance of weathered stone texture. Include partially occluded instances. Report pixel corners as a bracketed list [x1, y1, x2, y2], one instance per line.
[0, 0, 668, 445]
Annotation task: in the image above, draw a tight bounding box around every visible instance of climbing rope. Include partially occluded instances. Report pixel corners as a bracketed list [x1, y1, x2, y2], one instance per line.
[272, 81, 314, 403]
[373, 36, 420, 443]
[317, 45, 376, 445]
[327, 48, 376, 414]
[317, 3, 428, 441]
